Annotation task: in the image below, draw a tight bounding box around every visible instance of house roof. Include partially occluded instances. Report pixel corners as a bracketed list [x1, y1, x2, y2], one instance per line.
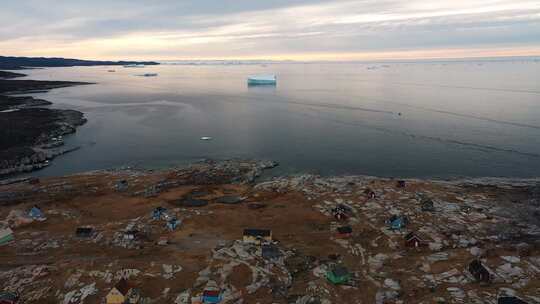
[76, 227, 93, 234]
[389, 215, 407, 226]
[203, 290, 220, 297]
[337, 226, 352, 234]
[243, 229, 271, 237]
[469, 259, 488, 271]
[0, 291, 19, 301]
[114, 278, 131, 296]
[262, 244, 280, 258]
[0, 228, 14, 238]
[30, 206, 42, 212]
[331, 265, 349, 277]
[336, 204, 352, 213]
[405, 232, 424, 241]
[498, 297, 529, 304]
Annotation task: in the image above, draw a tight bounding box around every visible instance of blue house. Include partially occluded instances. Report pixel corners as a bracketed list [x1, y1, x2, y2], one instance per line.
[166, 217, 181, 231]
[387, 215, 407, 230]
[202, 290, 221, 303]
[28, 206, 45, 220]
[152, 207, 167, 220]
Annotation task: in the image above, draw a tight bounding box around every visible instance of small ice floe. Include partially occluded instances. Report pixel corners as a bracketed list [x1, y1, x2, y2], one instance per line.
[138, 73, 158, 77]
[247, 75, 276, 85]
[200, 137, 213, 141]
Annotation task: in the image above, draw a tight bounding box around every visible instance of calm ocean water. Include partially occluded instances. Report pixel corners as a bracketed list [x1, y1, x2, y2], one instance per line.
[18, 59, 540, 178]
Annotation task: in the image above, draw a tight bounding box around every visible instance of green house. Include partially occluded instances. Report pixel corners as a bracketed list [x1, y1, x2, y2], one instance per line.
[326, 265, 350, 285]
[0, 228, 14, 246]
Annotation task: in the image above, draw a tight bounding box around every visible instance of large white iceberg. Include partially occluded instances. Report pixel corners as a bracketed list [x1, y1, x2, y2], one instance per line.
[247, 75, 276, 85]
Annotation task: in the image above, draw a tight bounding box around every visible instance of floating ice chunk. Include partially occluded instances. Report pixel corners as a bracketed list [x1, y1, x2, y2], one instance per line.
[247, 74, 276, 85]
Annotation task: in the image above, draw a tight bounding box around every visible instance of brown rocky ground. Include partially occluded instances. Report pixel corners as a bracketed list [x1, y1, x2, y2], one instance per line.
[0, 160, 539, 303]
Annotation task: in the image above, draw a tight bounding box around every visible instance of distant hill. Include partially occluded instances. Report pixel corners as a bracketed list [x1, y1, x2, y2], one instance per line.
[0, 56, 159, 70]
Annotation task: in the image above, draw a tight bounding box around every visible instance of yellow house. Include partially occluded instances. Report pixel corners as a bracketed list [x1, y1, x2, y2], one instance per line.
[106, 279, 139, 304]
[243, 229, 272, 245]
[106, 286, 126, 304]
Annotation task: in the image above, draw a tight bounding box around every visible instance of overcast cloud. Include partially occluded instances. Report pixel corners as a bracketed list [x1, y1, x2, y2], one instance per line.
[1, 0, 539, 60]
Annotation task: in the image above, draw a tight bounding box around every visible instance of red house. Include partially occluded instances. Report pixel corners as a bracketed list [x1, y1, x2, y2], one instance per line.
[336, 226, 353, 238]
[405, 232, 427, 248]
[0, 292, 19, 304]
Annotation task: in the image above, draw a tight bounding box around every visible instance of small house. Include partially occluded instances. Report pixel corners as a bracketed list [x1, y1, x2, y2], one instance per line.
[115, 180, 129, 192]
[498, 297, 529, 304]
[106, 279, 140, 304]
[123, 230, 139, 241]
[326, 265, 350, 285]
[202, 289, 222, 304]
[0, 228, 14, 246]
[152, 207, 167, 220]
[28, 206, 46, 221]
[243, 229, 272, 244]
[262, 244, 281, 260]
[460, 205, 473, 214]
[397, 180, 406, 188]
[405, 232, 427, 248]
[167, 217, 181, 231]
[75, 227, 94, 238]
[157, 236, 169, 246]
[421, 199, 435, 212]
[336, 204, 353, 214]
[387, 215, 407, 230]
[332, 205, 351, 221]
[469, 259, 491, 283]
[0, 291, 19, 304]
[333, 210, 349, 221]
[336, 226, 353, 238]
[364, 188, 376, 199]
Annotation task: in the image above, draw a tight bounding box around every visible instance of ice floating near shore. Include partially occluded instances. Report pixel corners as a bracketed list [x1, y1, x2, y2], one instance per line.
[247, 75, 276, 85]
[123, 64, 145, 68]
[200, 137, 212, 141]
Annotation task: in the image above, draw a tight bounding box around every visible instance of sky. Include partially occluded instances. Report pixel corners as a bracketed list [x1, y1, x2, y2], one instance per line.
[1, 0, 540, 61]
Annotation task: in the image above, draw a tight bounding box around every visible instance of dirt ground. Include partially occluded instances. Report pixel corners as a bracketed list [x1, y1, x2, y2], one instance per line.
[1, 164, 539, 304]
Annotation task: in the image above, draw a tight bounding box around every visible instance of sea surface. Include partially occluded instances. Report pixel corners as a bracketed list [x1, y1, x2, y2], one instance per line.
[17, 59, 540, 178]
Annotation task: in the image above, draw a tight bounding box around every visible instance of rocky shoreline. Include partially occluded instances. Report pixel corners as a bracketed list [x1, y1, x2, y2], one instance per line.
[0, 72, 90, 177]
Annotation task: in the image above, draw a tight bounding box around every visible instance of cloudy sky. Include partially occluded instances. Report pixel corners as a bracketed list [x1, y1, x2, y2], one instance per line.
[1, 0, 539, 60]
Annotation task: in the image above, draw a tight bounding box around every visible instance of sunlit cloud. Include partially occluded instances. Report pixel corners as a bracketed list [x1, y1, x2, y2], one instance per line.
[0, 0, 539, 60]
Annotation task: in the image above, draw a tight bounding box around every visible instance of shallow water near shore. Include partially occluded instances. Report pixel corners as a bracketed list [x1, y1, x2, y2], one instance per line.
[16, 59, 540, 178]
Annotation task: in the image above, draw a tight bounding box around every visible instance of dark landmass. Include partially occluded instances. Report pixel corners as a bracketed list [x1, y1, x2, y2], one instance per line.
[0, 95, 51, 111]
[0, 55, 160, 70]
[0, 71, 90, 176]
[0, 71, 26, 79]
[0, 79, 90, 94]
[0, 107, 86, 151]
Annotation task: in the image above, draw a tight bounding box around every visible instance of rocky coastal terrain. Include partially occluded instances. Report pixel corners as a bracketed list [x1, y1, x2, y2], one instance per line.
[0, 56, 159, 70]
[0, 159, 539, 304]
[0, 72, 89, 176]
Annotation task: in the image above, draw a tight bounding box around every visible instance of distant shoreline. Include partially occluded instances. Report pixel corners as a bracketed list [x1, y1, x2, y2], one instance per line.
[0, 55, 159, 70]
